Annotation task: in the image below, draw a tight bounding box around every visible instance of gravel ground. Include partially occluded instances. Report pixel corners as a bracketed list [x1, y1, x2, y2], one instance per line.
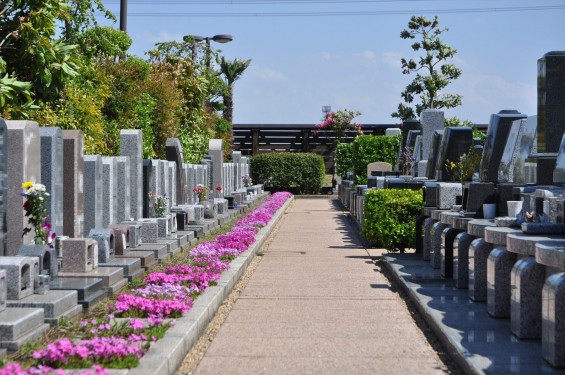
[175, 206, 463, 375]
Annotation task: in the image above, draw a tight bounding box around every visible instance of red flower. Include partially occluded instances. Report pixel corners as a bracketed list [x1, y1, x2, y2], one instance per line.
[216, 186, 222, 191]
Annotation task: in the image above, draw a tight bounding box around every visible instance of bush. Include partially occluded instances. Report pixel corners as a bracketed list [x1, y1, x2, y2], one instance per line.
[361, 189, 423, 252]
[352, 135, 400, 185]
[251, 153, 325, 194]
[335, 142, 353, 179]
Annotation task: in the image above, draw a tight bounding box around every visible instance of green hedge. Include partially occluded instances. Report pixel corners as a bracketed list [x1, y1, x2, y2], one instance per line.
[251, 153, 325, 194]
[334, 135, 400, 184]
[361, 189, 423, 252]
[352, 135, 400, 185]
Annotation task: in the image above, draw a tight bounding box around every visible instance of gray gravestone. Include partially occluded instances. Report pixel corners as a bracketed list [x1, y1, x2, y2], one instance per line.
[40, 127, 64, 238]
[6, 121, 41, 255]
[0, 119, 7, 256]
[102, 157, 118, 227]
[434, 127, 474, 182]
[499, 116, 538, 184]
[233, 151, 242, 191]
[166, 138, 185, 205]
[115, 156, 131, 223]
[62, 130, 85, 238]
[480, 110, 527, 183]
[83, 155, 103, 236]
[168, 161, 176, 208]
[420, 110, 445, 160]
[120, 130, 143, 220]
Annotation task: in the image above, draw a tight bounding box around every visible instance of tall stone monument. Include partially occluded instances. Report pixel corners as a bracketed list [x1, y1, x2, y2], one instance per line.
[120, 130, 143, 220]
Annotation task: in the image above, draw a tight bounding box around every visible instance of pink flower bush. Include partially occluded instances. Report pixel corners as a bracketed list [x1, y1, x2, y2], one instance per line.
[114, 294, 192, 318]
[0, 364, 108, 375]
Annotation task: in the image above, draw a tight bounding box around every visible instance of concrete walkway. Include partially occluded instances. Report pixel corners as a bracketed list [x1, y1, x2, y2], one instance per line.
[192, 198, 447, 374]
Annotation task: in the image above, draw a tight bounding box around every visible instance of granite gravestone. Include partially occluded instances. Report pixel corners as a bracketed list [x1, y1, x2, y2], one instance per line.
[168, 161, 176, 208]
[0, 119, 7, 256]
[166, 138, 186, 205]
[400, 120, 421, 149]
[479, 110, 527, 183]
[115, 156, 131, 223]
[553, 134, 565, 186]
[120, 130, 143, 220]
[434, 127, 474, 182]
[40, 127, 64, 238]
[233, 151, 242, 191]
[420, 110, 445, 160]
[498, 116, 537, 184]
[426, 130, 444, 180]
[101, 157, 118, 227]
[83, 155, 103, 236]
[6, 121, 41, 255]
[63, 130, 85, 238]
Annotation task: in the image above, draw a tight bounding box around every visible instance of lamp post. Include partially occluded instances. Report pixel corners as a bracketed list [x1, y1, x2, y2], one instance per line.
[183, 34, 233, 67]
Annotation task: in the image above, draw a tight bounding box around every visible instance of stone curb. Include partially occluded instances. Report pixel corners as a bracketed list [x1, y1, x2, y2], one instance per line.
[110, 195, 295, 375]
[381, 256, 478, 375]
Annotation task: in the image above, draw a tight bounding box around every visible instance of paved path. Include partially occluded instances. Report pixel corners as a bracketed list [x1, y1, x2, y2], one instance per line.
[192, 198, 447, 374]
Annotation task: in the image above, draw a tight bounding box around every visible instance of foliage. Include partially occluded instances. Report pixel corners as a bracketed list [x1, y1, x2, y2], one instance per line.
[242, 174, 253, 187]
[445, 116, 485, 144]
[399, 146, 416, 175]
[391, 15, 462, 120]
[314, 109, 363, 144]
[219, 57, 251, 124]
[251, 153, 325, 194]
[335, 142, 354, 179]
[362, 189, 423, 252]
[0, 61, 36, 119]
[73, 26, 131, 62]
[192, 184, 209, 202]
[445, 146, 481, 183]
[148, 192, 169, 217]
[352, 135, 401, 184]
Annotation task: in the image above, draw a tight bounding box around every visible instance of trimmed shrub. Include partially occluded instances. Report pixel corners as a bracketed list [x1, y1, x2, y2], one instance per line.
[352, 135, 400, 185]
[335, 142, 354, 179]
[251, 153, 325, 194]
[361, 189, 423, 252]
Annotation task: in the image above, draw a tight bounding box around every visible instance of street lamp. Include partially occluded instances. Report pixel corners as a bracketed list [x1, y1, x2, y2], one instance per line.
[183, 34, 233, 67]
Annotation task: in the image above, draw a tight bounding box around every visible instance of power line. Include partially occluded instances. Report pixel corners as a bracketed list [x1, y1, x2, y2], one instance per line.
[104, 0, 561, 3]
[101, 5, 565, 17]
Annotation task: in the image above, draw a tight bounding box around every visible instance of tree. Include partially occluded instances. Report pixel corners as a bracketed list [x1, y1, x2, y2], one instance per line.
[219, 57, 251, 124]
[391, 15, 462, 121]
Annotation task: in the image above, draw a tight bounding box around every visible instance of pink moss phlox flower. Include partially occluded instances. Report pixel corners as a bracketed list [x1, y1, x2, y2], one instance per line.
[0, 363, 108, 375]
[114, 294, 192, 317]
[132, 282, 199, 299]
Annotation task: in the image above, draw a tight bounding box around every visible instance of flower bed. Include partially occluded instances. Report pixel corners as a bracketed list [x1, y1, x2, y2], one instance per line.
[1, 192, 292, 375]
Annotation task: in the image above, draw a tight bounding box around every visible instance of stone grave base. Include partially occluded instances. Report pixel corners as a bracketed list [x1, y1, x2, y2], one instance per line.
[50, 277, 107, 308]
[131, 243, 170, 262]
[156, 238, 182, 256]
[114, 250, 157, 271]
[58, 267, 127, 295]
[99, 258, 145, 281]
[0, 308, 50, 351]
[7, 290, 82, 326]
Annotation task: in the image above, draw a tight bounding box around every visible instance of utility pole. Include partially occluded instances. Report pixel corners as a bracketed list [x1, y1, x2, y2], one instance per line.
[120, 0, 127, 32]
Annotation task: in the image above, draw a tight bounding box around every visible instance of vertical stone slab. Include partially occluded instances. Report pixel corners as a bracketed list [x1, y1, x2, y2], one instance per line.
[233, 151, 242, 191]
[83, 155, 103, 236]
[115, 156, 131, 223]
[202, 159, 212, 190]
[0, 119, 7, 256]
[120, 130, 143, 220]
[143, 160, 160, 218]
[62, 130, 85, 238]
[420, 110, 445, 160]
[6, 121, 41, 255]
[166, 138, 185, 205]
[537, 51, 565, 154]
[168, 161, 176, 208]
[160, 160, 168, 200]
[40, 127, 64, 238]
[101, 157, 118, 227]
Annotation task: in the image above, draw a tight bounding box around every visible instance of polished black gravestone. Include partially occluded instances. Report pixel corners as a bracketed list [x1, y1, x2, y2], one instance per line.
[426, 130, 444, 180]
[401, 120, 421, 149]
[434, 127, 474, 182]
[480, 110, 528, 184]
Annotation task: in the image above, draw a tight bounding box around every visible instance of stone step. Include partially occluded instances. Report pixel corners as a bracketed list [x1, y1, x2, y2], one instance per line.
[99, 257, 142, 277]
[115, 250, 157, 271]
[133, 243, 170, 261]
[105, 277, 128, 295]
[183, 225, 205, 238]
[7, 290, 81, 326]
[0, 307, 50, 351]
[58, 266, 125, 288]
[50, 276, 104, 301]
[157, 238, 181, 255]
[177, 230, 196, 244]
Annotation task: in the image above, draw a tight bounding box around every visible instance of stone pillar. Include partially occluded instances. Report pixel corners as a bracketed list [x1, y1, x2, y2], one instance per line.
[0, 119, 8, 256]
[40, 127, 64, 238]
[6, 121, 41, 255]
[120, 130, 143, 220]
[115, 156, 131, 223]
[62, 130, 85, 238]
[209, 139, 224, 196]
[233, 151, 242, 191]
[101, 157, 118, 227]
[83, 155, 103, 236]
[166, 138, 185, 205]
[420, 110, 445, 160]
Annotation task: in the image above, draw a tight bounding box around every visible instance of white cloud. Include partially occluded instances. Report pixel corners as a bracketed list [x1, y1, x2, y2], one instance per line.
[355, 50, 376, 61]
[141, 30, 184, 44]
[250, 66, 288, 83]
[381, 51, 403, 70]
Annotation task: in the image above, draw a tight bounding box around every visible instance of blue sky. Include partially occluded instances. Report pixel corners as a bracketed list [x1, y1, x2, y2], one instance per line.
[99, 0, 565, 125]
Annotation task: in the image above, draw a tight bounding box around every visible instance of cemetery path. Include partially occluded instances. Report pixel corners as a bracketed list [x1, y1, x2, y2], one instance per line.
[183, 198, 449, 374]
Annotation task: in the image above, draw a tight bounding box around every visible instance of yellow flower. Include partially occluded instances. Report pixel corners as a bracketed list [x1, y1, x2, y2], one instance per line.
[22, 180, 33, 189]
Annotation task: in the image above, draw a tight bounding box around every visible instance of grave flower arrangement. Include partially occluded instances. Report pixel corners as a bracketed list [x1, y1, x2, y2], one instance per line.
[314, 109, 363, 144]
[148, 192, 168, 217]
[242, 174, 252, 187]
[192, 184, 209, 202]
[21, 180, 56, 246]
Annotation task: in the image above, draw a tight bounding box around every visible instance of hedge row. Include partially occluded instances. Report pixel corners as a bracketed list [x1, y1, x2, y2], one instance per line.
[251, 153, 325, 194]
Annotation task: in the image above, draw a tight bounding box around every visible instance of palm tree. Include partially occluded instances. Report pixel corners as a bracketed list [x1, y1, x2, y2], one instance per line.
[219, 57, 251, 124]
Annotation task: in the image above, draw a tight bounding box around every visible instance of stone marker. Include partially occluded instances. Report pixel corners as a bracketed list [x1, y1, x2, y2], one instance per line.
[101, 157, 118, 227]
[40, 127, 64, 238]
[0, 119, 7, 256]
[6, 121, 41, 255]
[166, 138, 185, 205]
[420, 110, 445, 160]
[62, 130, 85, 238]
[115, 156, 131, 223]
[120, 130, 143, 220]
[83, 155, 103, 236]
